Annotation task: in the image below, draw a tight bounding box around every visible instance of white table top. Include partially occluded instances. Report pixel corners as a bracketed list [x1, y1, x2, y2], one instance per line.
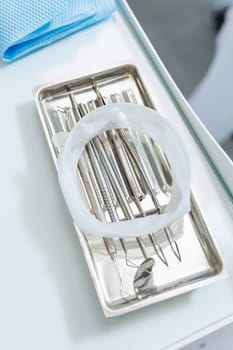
[0, 10, 233, 350]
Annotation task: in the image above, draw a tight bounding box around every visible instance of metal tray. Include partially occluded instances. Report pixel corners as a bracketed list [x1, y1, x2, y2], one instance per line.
[33, 64, 225, 317]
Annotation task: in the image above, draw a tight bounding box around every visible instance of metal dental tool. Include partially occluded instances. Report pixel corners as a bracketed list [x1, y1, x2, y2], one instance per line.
[55, 104, 131, 299]
[93, 85, 181, 263]
[77, 100, 155, 283]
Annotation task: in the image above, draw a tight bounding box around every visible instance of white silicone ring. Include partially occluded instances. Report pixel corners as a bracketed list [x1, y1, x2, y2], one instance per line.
[58, 103, 191, 238]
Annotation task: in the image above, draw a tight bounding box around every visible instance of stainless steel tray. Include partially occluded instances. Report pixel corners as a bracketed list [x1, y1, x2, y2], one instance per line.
[33, 64, 225, 317]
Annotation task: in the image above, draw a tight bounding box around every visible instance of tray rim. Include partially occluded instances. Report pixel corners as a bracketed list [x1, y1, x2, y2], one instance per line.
[33, 63, 228, 318]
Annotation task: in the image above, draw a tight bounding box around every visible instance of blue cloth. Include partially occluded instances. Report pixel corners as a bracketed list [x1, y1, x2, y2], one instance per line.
[0, 0, 116, 62]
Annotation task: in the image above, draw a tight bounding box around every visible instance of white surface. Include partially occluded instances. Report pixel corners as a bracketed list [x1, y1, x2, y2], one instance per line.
[0, 10, 233, 350]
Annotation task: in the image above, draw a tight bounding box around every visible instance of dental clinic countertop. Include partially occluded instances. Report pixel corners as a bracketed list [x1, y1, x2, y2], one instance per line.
[1, 5, 233, 350]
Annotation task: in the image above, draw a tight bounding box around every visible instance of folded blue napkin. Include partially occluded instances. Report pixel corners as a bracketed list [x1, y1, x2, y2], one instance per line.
[0, 0, 116, 62]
